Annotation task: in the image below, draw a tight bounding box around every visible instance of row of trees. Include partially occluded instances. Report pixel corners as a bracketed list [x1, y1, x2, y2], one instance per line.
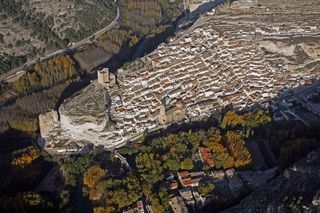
[11, 146, 40, 169]
[97, 29, 139, 54]
[221, 110, 271, 136]
[13, 55, 77, 94]
[204, 128, 235, 169]
[226, 131, 252, 167]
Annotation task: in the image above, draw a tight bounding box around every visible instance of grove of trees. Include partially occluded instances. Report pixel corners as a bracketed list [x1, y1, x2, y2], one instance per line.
[13, 55, 77, 94]
[83, 165, 106, 200]
[11, 146, 40, 169]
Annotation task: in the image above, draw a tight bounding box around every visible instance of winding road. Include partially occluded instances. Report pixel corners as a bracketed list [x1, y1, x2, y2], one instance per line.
[0, 6, 120, 83]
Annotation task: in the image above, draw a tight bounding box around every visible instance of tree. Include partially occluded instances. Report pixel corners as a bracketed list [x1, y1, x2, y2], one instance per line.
[198, 182, 215, 195]
[11, 146, 40, 169]
[226, 131, 252, 168]
[136, 153, 164, 184]
[221, 111, 245, 129]
[180, 158, 193, 170]
[166, 159, 180, 171]
[83, 165, 107, 201]
[63, 154, 91, 187]
[83, 165, 105, 190]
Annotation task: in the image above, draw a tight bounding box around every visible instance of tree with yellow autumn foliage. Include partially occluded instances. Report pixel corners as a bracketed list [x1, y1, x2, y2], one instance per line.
[83, 165, 105, 189]
[226, 131, 252, 168]
[83, 165, 106, 200]
[221, 111, 245, 129]
[11, 146, 40, 169]
[13, 55, 76, 94]
[93, 206, 115, 213]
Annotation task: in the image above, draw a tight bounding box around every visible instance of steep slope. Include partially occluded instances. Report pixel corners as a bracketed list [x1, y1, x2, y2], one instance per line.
[0, 0, 116, 73]
[223, 150, 320, 212]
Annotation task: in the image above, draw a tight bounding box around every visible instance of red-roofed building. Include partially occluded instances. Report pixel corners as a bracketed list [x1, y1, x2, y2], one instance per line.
[177, 171, 192, 187]
[199, 147, 215, 167]
[177, 171, 189, 179]
[181, 178, 192, 187]
[177, 171, 204, 187]
[170, 180, 179, 190]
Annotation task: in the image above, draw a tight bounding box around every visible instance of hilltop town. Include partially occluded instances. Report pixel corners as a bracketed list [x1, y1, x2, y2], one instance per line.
[40, 0, 320, 154]
[1, 0, 320, 213]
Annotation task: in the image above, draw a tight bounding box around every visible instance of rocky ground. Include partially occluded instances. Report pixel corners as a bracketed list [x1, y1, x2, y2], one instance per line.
[41, 81, 123, 153]
[215, 0, 320, 81]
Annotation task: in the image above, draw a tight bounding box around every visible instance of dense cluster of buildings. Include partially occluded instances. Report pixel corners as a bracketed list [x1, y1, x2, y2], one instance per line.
[102, 23, 285, 144]
[166, 168, 244, 212]
[40, 0, 320, 152]
[95, 7, 320, 147]
[123, 162, 245, 213]
[271, 81, 320, 126]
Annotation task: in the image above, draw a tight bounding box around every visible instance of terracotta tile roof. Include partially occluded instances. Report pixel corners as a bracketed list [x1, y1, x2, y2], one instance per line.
[181, 178, 192, 187]
[199, 147, 215, 167]
[178, 171, 189, 179]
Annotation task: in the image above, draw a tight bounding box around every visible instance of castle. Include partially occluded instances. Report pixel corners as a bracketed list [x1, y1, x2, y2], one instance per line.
[97, 68, 117, 87]
[97, 68, 110, 87]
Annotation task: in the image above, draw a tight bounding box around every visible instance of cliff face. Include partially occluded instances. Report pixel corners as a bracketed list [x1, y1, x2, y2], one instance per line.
[39, 110, 59, 138]
[222, 150, 320, 213]
[39, 81, 117, 153]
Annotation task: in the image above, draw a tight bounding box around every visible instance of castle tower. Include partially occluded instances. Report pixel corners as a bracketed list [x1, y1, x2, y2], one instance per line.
[174, 98, 186, 122]
[176, 98, 183, 109]
[97, 68, 110, 87]
[159, 104, 166, 125]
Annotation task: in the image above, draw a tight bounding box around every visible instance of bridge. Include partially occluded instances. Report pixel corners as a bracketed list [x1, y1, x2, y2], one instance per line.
[107, 147, 132, 171]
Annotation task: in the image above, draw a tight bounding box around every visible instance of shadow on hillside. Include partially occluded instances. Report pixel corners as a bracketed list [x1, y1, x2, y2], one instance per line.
[0, 129, 34, 154]
[56, 20, 181, 110]
[140, 80, 320, 172]
[0, 129, 65, 211]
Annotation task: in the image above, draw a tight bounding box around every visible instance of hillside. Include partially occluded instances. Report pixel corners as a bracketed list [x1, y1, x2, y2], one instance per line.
[223, 149, 320, 212]
[0, 0, 116, 74]
[0, 0, 185, 133]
